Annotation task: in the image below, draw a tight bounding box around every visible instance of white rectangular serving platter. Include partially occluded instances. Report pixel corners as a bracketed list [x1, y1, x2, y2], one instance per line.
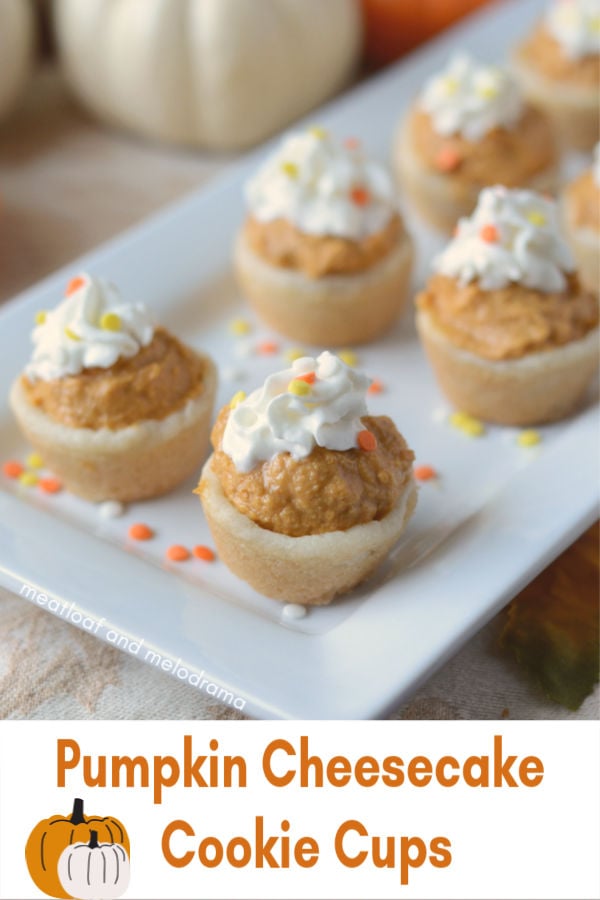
[1, 0, 598, 719]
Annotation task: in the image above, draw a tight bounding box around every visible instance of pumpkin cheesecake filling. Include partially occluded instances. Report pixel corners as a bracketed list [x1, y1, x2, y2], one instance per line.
[244, 213, 403, 279]
[564, 170, 600, 230]
[517, 24, 600, 86]
[22, 328, 207, 429]
[211, 408, 414, 537]
[417, 273, 599, 361]
[409, 106, 556, 185]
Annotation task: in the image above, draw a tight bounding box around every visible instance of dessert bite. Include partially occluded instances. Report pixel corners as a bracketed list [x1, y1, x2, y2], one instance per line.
[394, 54, 558, 233]
[197, 352, 416, 605]
[10, 274, 217, 502]
[512, 0, 600, 150]
[234, 126, 414, 346]
[561, 142, 600, 295]
[416, 186, 599, 425]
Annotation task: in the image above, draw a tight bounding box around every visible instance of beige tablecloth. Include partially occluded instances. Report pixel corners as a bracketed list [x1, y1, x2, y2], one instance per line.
[1, 70, 598, 721]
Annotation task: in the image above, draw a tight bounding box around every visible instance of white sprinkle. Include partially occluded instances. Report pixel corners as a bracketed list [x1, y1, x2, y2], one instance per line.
[431, 406, 450, 424]
[282, 603, 307, 620]
[222, 366, 246, 382]
[98, 500, 125, 519]
[233, 339, 254, 359]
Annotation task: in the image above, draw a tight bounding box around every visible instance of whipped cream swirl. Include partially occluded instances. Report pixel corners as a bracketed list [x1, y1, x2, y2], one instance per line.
[222, 351, 370, 472]
[433, 186, 574, 292]
[419, 54, 523, 142]
[26, 274, 154, 381]
[545, 0, 600, 60]
[245, 127, 396, 239]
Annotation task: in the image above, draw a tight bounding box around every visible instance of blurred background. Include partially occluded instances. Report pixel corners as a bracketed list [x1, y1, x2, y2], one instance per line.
[0, 0, 493, 303]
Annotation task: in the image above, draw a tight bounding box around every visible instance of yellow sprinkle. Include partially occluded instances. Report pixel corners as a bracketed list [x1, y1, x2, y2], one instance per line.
[230, 391, 246, 409]
[526, 210, 546, 227]
[589, 16, 600, 33]
[477, 84, 499, 100]
[288, 379, 311, 397]
[462, 420, 485, 437]
[309, 125, 328, 140]
[281, 161, 299, 179]
[35, 311, 47, 326]
[64, 327, 80, 341]
[442, 77, 458, 94]
[26, 452, 44, 469]
[284, 347, 307, 363]
[19, 471, 38, 487]
[338, 349, 358, 367]
[229, 318, 251, 336]
[517, 429, 541, 447]
[449, 411, 485, 437]
[100, 312, 121, 331]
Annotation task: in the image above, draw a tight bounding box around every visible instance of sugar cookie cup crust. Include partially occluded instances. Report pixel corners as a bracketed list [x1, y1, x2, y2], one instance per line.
[560, 198, 600, 297]
[10, 352, 217, 502]
[416, 308, 599, 425]
[234, 228, 414, 346]
[511, 51, 600, 151]
[199, 457, 417, 606]
[393, 117, 558, 234]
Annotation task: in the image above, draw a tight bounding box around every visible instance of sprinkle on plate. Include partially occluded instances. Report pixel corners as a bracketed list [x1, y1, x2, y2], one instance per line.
[414, 464, 438, 482]
[128, 523, 155, 541]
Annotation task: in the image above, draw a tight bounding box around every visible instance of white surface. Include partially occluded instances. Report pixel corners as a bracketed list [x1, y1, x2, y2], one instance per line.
[0, 0, 598, 719]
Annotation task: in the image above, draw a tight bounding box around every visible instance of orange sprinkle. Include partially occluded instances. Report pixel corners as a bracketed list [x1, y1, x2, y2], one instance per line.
[368, 379, 384, 394]
[480, 224, 499, 243]
[414, 465, 438, 482]
[166, 544, 190, 562]
[344, 137, 360, 149]
[128, 522, 154, 541]
[38, 476, 63, 494]
[350, 186, 371, 206]
[193, 545, 216, 562]
[358, 429, 377, 451]
[3, 460, 24, 479]
[435, 146, 461, 172]
[296, 371, 316, 384]
[66, 275, 85, 296]
[257, 340, 279, 355]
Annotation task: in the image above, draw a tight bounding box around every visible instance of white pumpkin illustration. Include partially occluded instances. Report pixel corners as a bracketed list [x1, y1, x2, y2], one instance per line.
[57, 830, 130, 900]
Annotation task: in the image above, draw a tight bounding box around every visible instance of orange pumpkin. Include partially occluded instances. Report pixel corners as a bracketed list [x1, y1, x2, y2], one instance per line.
[25, 797, 130, 899]
[361, 0, 493, 68]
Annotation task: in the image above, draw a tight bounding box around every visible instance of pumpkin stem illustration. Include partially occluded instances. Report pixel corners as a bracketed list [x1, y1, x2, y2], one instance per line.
[70, 797, 85, 825]
[88, 830, 99, 849]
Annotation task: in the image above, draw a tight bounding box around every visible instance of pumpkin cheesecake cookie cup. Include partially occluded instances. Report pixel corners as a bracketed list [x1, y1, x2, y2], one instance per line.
[394, 54, 558, 233]
[416, 186, 599, 425]
[10, 274, 217, 501]
[561, 142, 600, 295]
[234, 126, 414, 346]
[512, 0, 600, 151]
[197, 352, 417, 605]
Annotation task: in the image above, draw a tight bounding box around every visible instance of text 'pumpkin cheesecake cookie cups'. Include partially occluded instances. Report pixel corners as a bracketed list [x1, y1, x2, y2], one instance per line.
[561, 143, 600, 295]
[234, 126, 414, 346]
[10, 274, 217, 501]
[512, 0, 600, 150]
[394, 54, 558, 233]
[416, 186, 599, 425]
[197, 352, 417, 606]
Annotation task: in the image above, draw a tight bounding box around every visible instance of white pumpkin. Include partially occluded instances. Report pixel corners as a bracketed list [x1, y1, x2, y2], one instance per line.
[58, 831, 130, 900]
[0, 0, 35, 124]
[53, 0, 362, 150]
